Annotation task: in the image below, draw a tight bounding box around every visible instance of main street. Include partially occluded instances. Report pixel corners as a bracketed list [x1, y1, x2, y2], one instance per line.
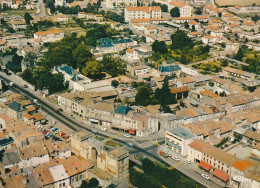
[0, 73, 221, 188]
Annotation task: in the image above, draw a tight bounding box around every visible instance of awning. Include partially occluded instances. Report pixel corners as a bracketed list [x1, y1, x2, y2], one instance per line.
[199, 161, 212, 171]
[213, 169, 230, 182]
[90, 118, 99, 123]
[129, 129, 136, 135]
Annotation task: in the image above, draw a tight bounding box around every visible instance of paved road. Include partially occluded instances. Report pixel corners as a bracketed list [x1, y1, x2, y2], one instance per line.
[35, 0, 46, 18]
[0, 73, 222, 188]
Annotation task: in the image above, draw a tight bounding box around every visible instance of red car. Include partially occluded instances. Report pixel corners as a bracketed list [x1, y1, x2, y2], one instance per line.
[43, 130, 50, 135]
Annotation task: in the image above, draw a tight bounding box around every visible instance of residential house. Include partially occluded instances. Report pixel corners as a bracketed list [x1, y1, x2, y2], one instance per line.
[242, 130, 260, 147]
[165, 126, 197, 156]
[128, 65, 149, 76]
[173, 15, 209, 23]
[11, 21, 27, 30]
[188, 140, 235, 182]
[188, 32, 202, 38]
[242, 21, 255, 32]
[111, 22, 124, 30]
[152, 64, 181, 77]
[168, 1, 192, 17]
[57, 14, 69, 22]
[112, 105, 159, 137]
[105, 148, 129, 178]
[34, 29, 64, 43]
[188, 21, 201, 30]
[7, 101, 23, 120]
[170, 86, 189, 100]
[223, 67, 255, 81]
[106, 0, 137, 8]
[19, 143, 49, 168]
[125, 48, 139, 61]
[183, 120, 233, 143]
[0, 114, 13, 129]
[2, 149, 22, 169]
[0, 136, 14, 151]
[124, 6, 161, 22]
[202, 35, 217, 44]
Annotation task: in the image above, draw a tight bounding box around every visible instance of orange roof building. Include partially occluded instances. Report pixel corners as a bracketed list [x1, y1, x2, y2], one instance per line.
[232, 160, 254, 172]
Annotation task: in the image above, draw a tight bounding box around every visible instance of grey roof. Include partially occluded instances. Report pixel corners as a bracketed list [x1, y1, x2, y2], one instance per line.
[0, 137, 14, 147]
[8, 101, 21, 112]
[114, 105, 133, 115]
[167, 126, 196, 140]
[2, 149, 21, 167]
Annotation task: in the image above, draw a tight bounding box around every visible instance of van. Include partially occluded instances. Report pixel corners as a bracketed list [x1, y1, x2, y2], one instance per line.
[101, 127, 107, 131]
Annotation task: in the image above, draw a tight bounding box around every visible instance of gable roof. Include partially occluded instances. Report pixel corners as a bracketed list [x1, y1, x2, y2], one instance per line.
[8, 101, 21, 112]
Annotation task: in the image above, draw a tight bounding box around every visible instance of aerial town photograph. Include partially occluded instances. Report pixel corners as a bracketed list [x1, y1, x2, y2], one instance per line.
[0, 0, 259, 187]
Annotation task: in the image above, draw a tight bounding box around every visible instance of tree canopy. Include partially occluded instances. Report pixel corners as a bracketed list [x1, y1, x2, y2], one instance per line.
[152, 40, 168, 54]
[171, 30, 193, 50]
[24, 13, 33, 25]
[170, 7, 180, 17]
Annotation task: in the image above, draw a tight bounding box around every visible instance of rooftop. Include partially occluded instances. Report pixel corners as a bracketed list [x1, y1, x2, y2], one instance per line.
[167, 126, 196, 140]
[114, 105, 133, 115]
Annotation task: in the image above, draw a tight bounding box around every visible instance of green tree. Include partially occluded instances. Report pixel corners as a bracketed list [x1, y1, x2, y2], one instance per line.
[152, 40, 168, 54]
[170, 7, 180, 17]
[221, 59, 228, 67]
[24, 12, 33, 25]
[235, 47, 243, 61]
[171, 30, 193, 50]
[24, 52, 37, 67]
[135, 84, 152, 106]
[191, 25, 196, 31]
[6, 54, 23, 73]
[82, 61, 104, 80]
[184, 22, 189, 29]
[160, 4, 168, 12]
[21, 68, 33, 83]
[72, 45, 93, 71]
[101, 56, 125, 77]
[111, 80, 119, 87]
[155, 77, 176, 106]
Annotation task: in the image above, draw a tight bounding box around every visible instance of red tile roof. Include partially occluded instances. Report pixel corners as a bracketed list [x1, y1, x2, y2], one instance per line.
[232, 160, 254, 172]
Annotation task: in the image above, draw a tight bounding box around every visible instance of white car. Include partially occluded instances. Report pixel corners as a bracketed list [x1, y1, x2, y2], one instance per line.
[124, 134, 131, 138]
[185, 159, 191, 164]
[201, 174, 210, 180]
[92, 129, 97, 133]
[101, 127, 107, 131]
[173, 156, 180, 161]
[69, 114, 74, 118]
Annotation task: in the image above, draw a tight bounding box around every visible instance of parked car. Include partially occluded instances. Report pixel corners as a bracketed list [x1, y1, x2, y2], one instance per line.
[51, 127, 59, 133]
[159, 150, 169, 158]
[92, 129, 97, 133]
[124, 134, 131, 138]
[45, 132, 53, 139]
[60, 132, 66, 138]
[69, 114, 74, 118]
[201, 174, 210, 180]
[172, 156, 180, 161]
[23, 84, 28, 88]
[101, 127, 107, 131]
[64, 136, 70, 141]
[185, 159, 191, 164]
[43, 130, 50, 135]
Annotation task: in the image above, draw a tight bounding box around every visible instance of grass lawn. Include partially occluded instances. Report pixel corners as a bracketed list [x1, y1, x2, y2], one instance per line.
[94, 136, 105, 141]
[105, 140, 123, 147]
[2, 9, 36, 15]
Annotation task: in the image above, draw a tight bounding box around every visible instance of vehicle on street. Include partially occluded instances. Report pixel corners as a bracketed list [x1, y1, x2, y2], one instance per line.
[173, 156, 180, 161]
[185, 159, 191, 164]
[124, 134, 131, 138]
[159, 150, 169, 158]
[45, 132, 53, 139]
[69, 114, 74, 118]
[101, 127, 107, 131]
[60, 132, 66, 138]
[92, 129, 97, 133]
[201, 174, 210, 180]
[126, 142, 133, 147]
[23, 84, 28, 88]
[9, 82, 14, 87]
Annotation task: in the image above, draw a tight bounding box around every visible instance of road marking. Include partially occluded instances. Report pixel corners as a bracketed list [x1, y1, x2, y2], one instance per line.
[168, 161, 182, 170]
[149, 139, 160, 147]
